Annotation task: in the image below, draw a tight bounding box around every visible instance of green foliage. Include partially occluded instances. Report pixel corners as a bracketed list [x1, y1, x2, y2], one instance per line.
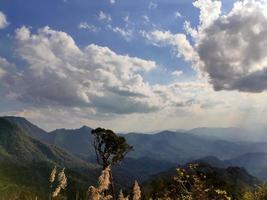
[143, 164, 231, 200]
[0, 161, 100, 200]
[142, 162, 258, 200]
[0, 118, 100, 200]
[242, 184, 267, 200]
[91, 127, 133, 168]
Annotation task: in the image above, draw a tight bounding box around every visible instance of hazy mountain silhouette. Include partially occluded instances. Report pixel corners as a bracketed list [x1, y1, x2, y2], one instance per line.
[5, 116, 267, 164]
[4, 116, 267, 181]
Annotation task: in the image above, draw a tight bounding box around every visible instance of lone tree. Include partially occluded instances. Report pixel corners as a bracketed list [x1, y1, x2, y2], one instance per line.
[91, 127, 133, 198]
[91, 127, 133, 169]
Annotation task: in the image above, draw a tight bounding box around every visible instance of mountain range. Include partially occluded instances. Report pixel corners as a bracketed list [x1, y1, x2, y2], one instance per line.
[1, 116, 267, 199]
[5, 116, 267, 163]
[187, 126, 267, 142]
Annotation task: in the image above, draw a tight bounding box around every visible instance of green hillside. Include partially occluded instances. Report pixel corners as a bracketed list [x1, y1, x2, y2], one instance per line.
[0, 118, 100, 200]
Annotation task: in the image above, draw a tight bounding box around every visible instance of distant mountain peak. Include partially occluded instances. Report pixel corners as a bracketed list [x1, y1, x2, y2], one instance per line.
[79, 125, 92, 130]
[3, 115, 28, 121]
[1, 116, 48, 140]
[156, 130, 178, 135]
[50, 125, 92, 134]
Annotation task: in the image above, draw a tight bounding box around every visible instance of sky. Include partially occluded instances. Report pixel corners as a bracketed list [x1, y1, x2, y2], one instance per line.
[1, 0, 267, 132]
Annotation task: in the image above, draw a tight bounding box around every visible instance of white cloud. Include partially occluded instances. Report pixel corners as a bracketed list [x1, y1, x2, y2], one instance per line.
[109, 0, 116, 5]
[141, 30, 199, 67]
[15, 26, 31, 40]
[1, 26, 170, 114]
[78, 22, 99, 32]
[174, 11, 182, 18]
[0, 57, 9, 78]
[111, 26, 133, 40]
[172, 70, 183, 77]
[0, 57, 16, 82]
[123, 15, 129, 23]
[0, 58, 7, 78]
[148, 2, 158, 10]
[0, 11, 8, 29]
[183, 21, 198, 39]
[143, 0, 267, 93]
[98, 11, 112, 23]
[142, 15, 150, 23]
[196, 0, 267, 92]
[5, 82, 267, 132]
[0, 26, 218, 117]
[193, 0, 222, 29]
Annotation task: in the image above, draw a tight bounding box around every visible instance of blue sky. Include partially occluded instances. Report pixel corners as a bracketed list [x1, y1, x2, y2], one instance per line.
[0, 0, 267, 132]
[0, 0, 203, 83]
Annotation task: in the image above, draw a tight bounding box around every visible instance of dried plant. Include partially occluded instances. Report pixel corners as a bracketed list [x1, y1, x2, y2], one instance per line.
[132, 181, 141, 200]
[88, 166, 143, 200]
[98, 165, 111, 192]
[118, 190, 129, 200]
[88, 186, 102, 200]
[51, 168, 68, 198]
[49, 166, 57, 185]
[88, 165, 113, 200]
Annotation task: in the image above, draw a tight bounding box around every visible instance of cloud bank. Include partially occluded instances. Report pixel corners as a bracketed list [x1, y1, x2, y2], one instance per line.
[1, 26, 200, 115]
[143, 0, 267, 93]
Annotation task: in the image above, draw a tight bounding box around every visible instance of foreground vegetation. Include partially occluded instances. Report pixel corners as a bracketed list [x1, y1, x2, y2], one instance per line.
[46, 163, 267, 200]
[2, 162, 267, 200]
